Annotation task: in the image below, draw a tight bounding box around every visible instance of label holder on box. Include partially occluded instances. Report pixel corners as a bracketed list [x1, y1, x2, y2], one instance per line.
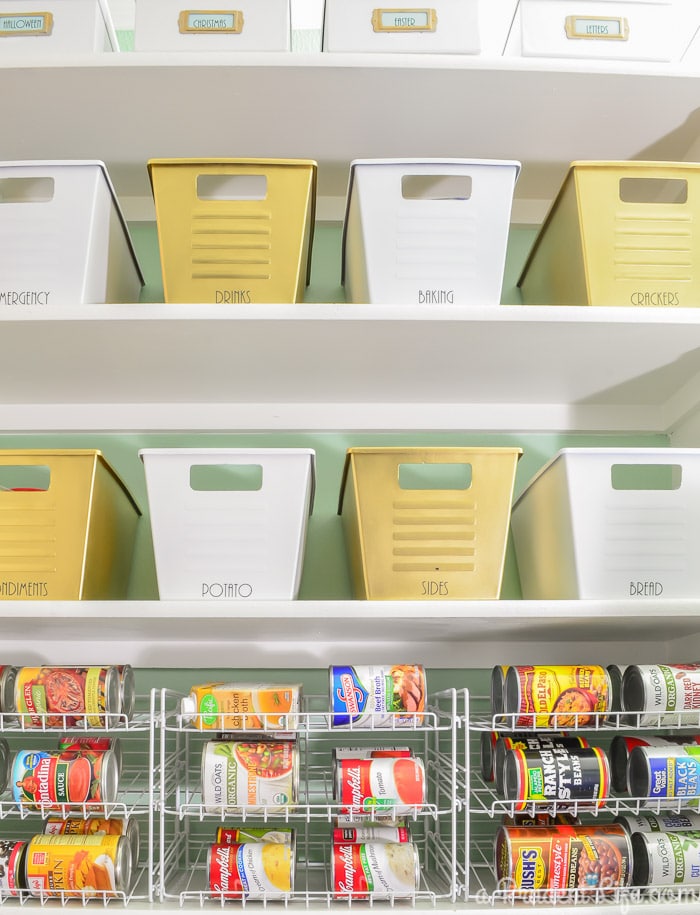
[564, 15, 629, 40]
[371, 8, 437, 32]
[0, 11, 52, 35]
[178, 9, 243, 33]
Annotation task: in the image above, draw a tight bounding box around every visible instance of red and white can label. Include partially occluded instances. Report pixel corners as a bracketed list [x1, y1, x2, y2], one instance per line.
[333, 826, 410, 844]
[208, 843, 292, 899]
[332, 843, 418, 899]
[336, 757, 425, 817]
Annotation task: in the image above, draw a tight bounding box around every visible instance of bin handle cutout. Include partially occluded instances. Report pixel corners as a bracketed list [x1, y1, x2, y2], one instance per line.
[0, 465, 50, 491]
[401, 175, 472, 201]
[610, 463, 682, 491]
[619, 177, 688, 205]
[398, 462, 472, 490]
[197, 174, 267, 201]
[0, 177, 54, 204]
[190, 463, 263, 492]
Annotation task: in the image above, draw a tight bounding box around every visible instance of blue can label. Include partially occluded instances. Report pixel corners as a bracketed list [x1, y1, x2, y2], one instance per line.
[648, 752, 700, 800]
[329, 666, 426, 729]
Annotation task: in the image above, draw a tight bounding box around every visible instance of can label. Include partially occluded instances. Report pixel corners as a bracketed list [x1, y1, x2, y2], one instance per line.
[642, 748, 700, 803]
[506, 746, 609, 811]
[332, 843, 419, 899]
[186, 683, 301, 731]
[333, 826, 410, 844]
[15, 667, 113, 728]
[330, 665, 425, 728]
[617, 811, 700, 833]
[44, 816, 129, 838]
[629, 664, 700, 725]
[333, 747, 413, 760]
[208, 843, 292, 898]
[507, 666, 610, 728]
[0, 839, 25, 895]
[24, 834, 124, 897]
[636, 831, 700, 885]
[202, 741, 297, 813]
[610, 734, 700, 793]
[216, 827, 294, 845]
[12, 748, 112, 810]
[336, 757, 425, 817]
[494, 734, 586, 796]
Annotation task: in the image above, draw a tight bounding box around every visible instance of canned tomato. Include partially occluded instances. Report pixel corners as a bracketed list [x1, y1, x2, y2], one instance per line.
[491, 666, 509, 716]
[334, 756, 425, 817]
[57, 736, 123, 775]
[216, 827, 295, 846]
[0, 839, 27, 896]
[504, 665, 611, 729]
[494, 734, 587, 797]
[622, 664, 700, 726]
[610, 735, 700, 793]
[208, 843, 293, 899]
[333, 825, 411, 844]
[628, 745, 700, 806]
[332, 747, 414, 762]
[330, 665, 425, 728]
[116, 665, 136, 721]
[202, 740, 298, 814]
[44, 816, 140, 869]
[24, 834, 131, 898]
[480, 731, 498, 782]
[332, 843, 420, 899]
[504, 745, 610, 812]
[12, 747, 119, 810]
[0, 665, 17, 717]
[14, 666, 121, 728]
[616, 810, 700, 834]
[631, 830, 700, 885]
[495, 824, 632, 893]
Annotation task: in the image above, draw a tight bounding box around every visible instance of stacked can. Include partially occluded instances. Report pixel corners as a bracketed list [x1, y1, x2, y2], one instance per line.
[503, 744, 610, 812]
[627, 744, 700, 807]
[493, 734, 588, 797]
[0, 839, 27, 896]
[44, 816, 140, 869]
[11, 745, 119, 811]
[622, 664, 700, 727]
[617, 811, 700, 887]
[201, 740, 299, 814]
[610, 734, 700, 793]
[23, 833, 132, 898]
[333, 752, 426, 818]
[329, 665, 426, 729]
[207, 827, 295, 900]
[502, 665, 611, 729]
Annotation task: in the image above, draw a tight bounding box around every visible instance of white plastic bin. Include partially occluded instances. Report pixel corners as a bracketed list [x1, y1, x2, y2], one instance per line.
[0, 0, 118, 52]
[134, 0, 290, 51]
[139, 449, 315, 600]
[342, 158, 520, 306]
[511, 448, 700, 600]
[504, 0, 687, 62]
[0, 161, 143, 306]
[322, 0, 480, 53]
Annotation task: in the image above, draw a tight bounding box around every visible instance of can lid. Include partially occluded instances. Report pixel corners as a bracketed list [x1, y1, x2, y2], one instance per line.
[502, 748, 520, 802]
[621, 666, 645, 715]
[100, 749, 121, 805]
[0, 666, 17, 716]
[105, 667, 122, 727]
[125, 817, 140, 870]
[119, 666, 135, 721]
[479, 731, 495, 782]
[610, 736, 631, 794]
[0, 737, 9, 794]
[181, 695, 197, 720]
[626, 746, 650, 797]
[114, 835, 133, 895]
[630, 832, 651, 886]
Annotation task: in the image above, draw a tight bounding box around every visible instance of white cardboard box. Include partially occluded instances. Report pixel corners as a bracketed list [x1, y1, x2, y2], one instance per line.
[0, 0, 118, 52]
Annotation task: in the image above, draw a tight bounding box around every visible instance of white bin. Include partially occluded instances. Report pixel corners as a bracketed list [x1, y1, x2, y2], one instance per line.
[504, 0, 688, 62]
[0, 161, 143, 306]
[342, 158, 520, 306]
[322, 0, 480, 53]
[139, 449, 315, 600]
[511, 448, 700, 600]
[0, 0, 118, 52]
[135, 0, 290, 50]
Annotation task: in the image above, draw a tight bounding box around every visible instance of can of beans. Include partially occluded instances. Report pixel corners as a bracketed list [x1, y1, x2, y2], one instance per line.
[116, 665, 136, 721]
[14, 666, 121, 728]
[208, 843, 294, 899]
[57, 736, 123, 776]
[627, 745, 700, 805]
[215, 827, 295, 846]
[332, 843, 420, 899]
[490, 666, 509, 716]
[616, 810, 700, 834]
[495, 824, 632, 893]
[43, 816, 140, 869]
[329, 665, 426, 728]
[11, 747, 119, 810]
[610, 734, 700, 793]
[480, 731, 498, 782]
[0, 665, 17, 718]
[504, 665, 611, 729]
[504, 745, 610, 812]
[333, 825, 411, 844]
[494, 734, 588, 797]
[332, 747, 414, 762]
[0, 839, 27, 896]
[622, 664, 700, 727]
[201, 740, 298, 814]
[23, 834, 131, 898]
[334, 756, 425, 817]
[631, 830, 700, 885]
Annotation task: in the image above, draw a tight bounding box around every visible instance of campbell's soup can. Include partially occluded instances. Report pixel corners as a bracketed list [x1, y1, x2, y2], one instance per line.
[44, 816, 140, 869]
[504, 665, 611, 729]
[57, 736, 123, 776]
[332, 843, 420, 899]
[610, 734, 700, 793]
[622, 664, 700, 727]
[332, 747, 413, 762]
[627, 745, 700, 806]
[208, 843, 293, 899]
[216, 827, 295, 847]
[333, 825, 411, 844]
[14, 666, 121, 728]
[504, 746, 610, 812]
[494, 734, 587, 797]
[12, 747, 119, 810]
[334, 756, 425, 817]
[23, 834, 131, 898]
[202, 741, 298, 814]
[0, 665, 17, 717]
[631, 830, 700, 885]
[616, 810, 700, 834]
[495, 824, 632, 893]
[0, 839, 27, 896]
[329, 665, 425, 728]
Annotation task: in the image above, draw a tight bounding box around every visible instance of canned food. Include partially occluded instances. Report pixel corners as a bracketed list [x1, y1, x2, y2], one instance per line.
[504, 665, 611, 729]
[494, 734, 587, 797]
[332, 843, 420, 899]
[208, 843, 293, 899]
[335, 814, 408, 826]
[0, 737, 9, 794]
[182, 682, 302, 732]
[0, 839, 27, 896]
[606, 665, 626, 713]
[43, 816, 140, 869]
[616, 810, 700, 834]
[12, 747, 119, 810]
[329, 665, 425, 728]
[116, 665, 135, 721]
[502, 813, 580, 827]
[610, 734, 700, 793]
[216, 827, 294, 846]
[504, 746, 610, 812]
[14, 666, 121, 728]
[490, 666, 509, 716]
[334, 756, 425, 817]
[332, 747, 414, 762]
[495, 824, 632, 893]
[23, 834, 131, 898]
[0, 665, 17, 717]
[480, 731, 498, 782]
[201, 740, 298, 814]
[57, 736, 123, 776]
[627, 745, 700, 806]
[622, 664, 700, 727]
[631, 830, 700, 885]
[333, 825, 411, 844]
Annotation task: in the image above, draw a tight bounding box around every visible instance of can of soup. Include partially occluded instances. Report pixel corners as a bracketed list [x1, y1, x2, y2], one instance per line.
[43, 816, 140, 869]
[622, 664, 700, 727]
[215, 827, 295, 846]
[610, 734, 700, 793]
[333, 825, 411, 844]
[23, 834, 131, 898]
[627, 745, 700, 806]
[12, 747, 119, 810]
[14, 666, 121, 728]
[334, 756, 426, 817]
[616, 810, 700, 834]
[631, 830, 700, 885]
[504, 665, 611, 729]
[494, 734, 587, 797]
[208, 843, 294, 899]
[57, 736, 123, 776]
[331, 843, 420, 899]
[201, 740, 298, 814]
[0, 839, 27, 896]
[329, 665, 425, 728]
[504, 745, 610, 812]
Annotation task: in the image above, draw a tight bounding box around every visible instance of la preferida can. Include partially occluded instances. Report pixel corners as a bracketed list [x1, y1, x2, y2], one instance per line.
[504, 665, 611, 729]
[334, 756, 425, 817]
[631, 830, 700, 886]
[627, 745, 700, 806]
[503, 745, 610, 812]
[208, 843, 293, 899]
[12, 747, 119, 811]
[181, 682, 302, 731]
[494, 734, 588, 797]
[44, 816, 140, 868]
[610, 734, 700, 793]
[14, 666, 121, 728]
[622, 664, 700, 726]
[616, 810, 700, 834]
[329, 665, 426, 728]
[23, 834, 131, 898]
[332, 843, 420, 899]
[495, 823, 632, 894]
[202, 740, 298, 814]
[0, 839, 27, 896]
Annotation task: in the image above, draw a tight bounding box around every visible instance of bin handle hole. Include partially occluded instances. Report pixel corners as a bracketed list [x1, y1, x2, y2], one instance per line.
[197, 174, 267, 201]
[401, 175, 472, 201]
[610, 463, 682, 491]
[619, 177, 688, 205]
[398, 462, 472, 490]
[0, 465, 50, 491]
[190, 464, 263, 492]
[0, 177, 54, 204]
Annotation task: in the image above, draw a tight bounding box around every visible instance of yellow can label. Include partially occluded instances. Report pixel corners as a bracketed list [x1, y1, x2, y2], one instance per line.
[25, 834, 122, 898]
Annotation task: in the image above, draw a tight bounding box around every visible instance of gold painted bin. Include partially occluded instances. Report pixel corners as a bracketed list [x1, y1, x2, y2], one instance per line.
[338, 446, 522, 600]
[147, 158, 317, 304]
[0, 450, 141, 600]
[518, 161, 700, 307]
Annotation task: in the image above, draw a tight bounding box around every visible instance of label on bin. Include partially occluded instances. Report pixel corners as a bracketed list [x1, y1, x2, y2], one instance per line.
[564, 16, 628, 40]
[0, 11, 52, 35]
[178, 9, 243, 33]
[371, 8, 437, 32]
